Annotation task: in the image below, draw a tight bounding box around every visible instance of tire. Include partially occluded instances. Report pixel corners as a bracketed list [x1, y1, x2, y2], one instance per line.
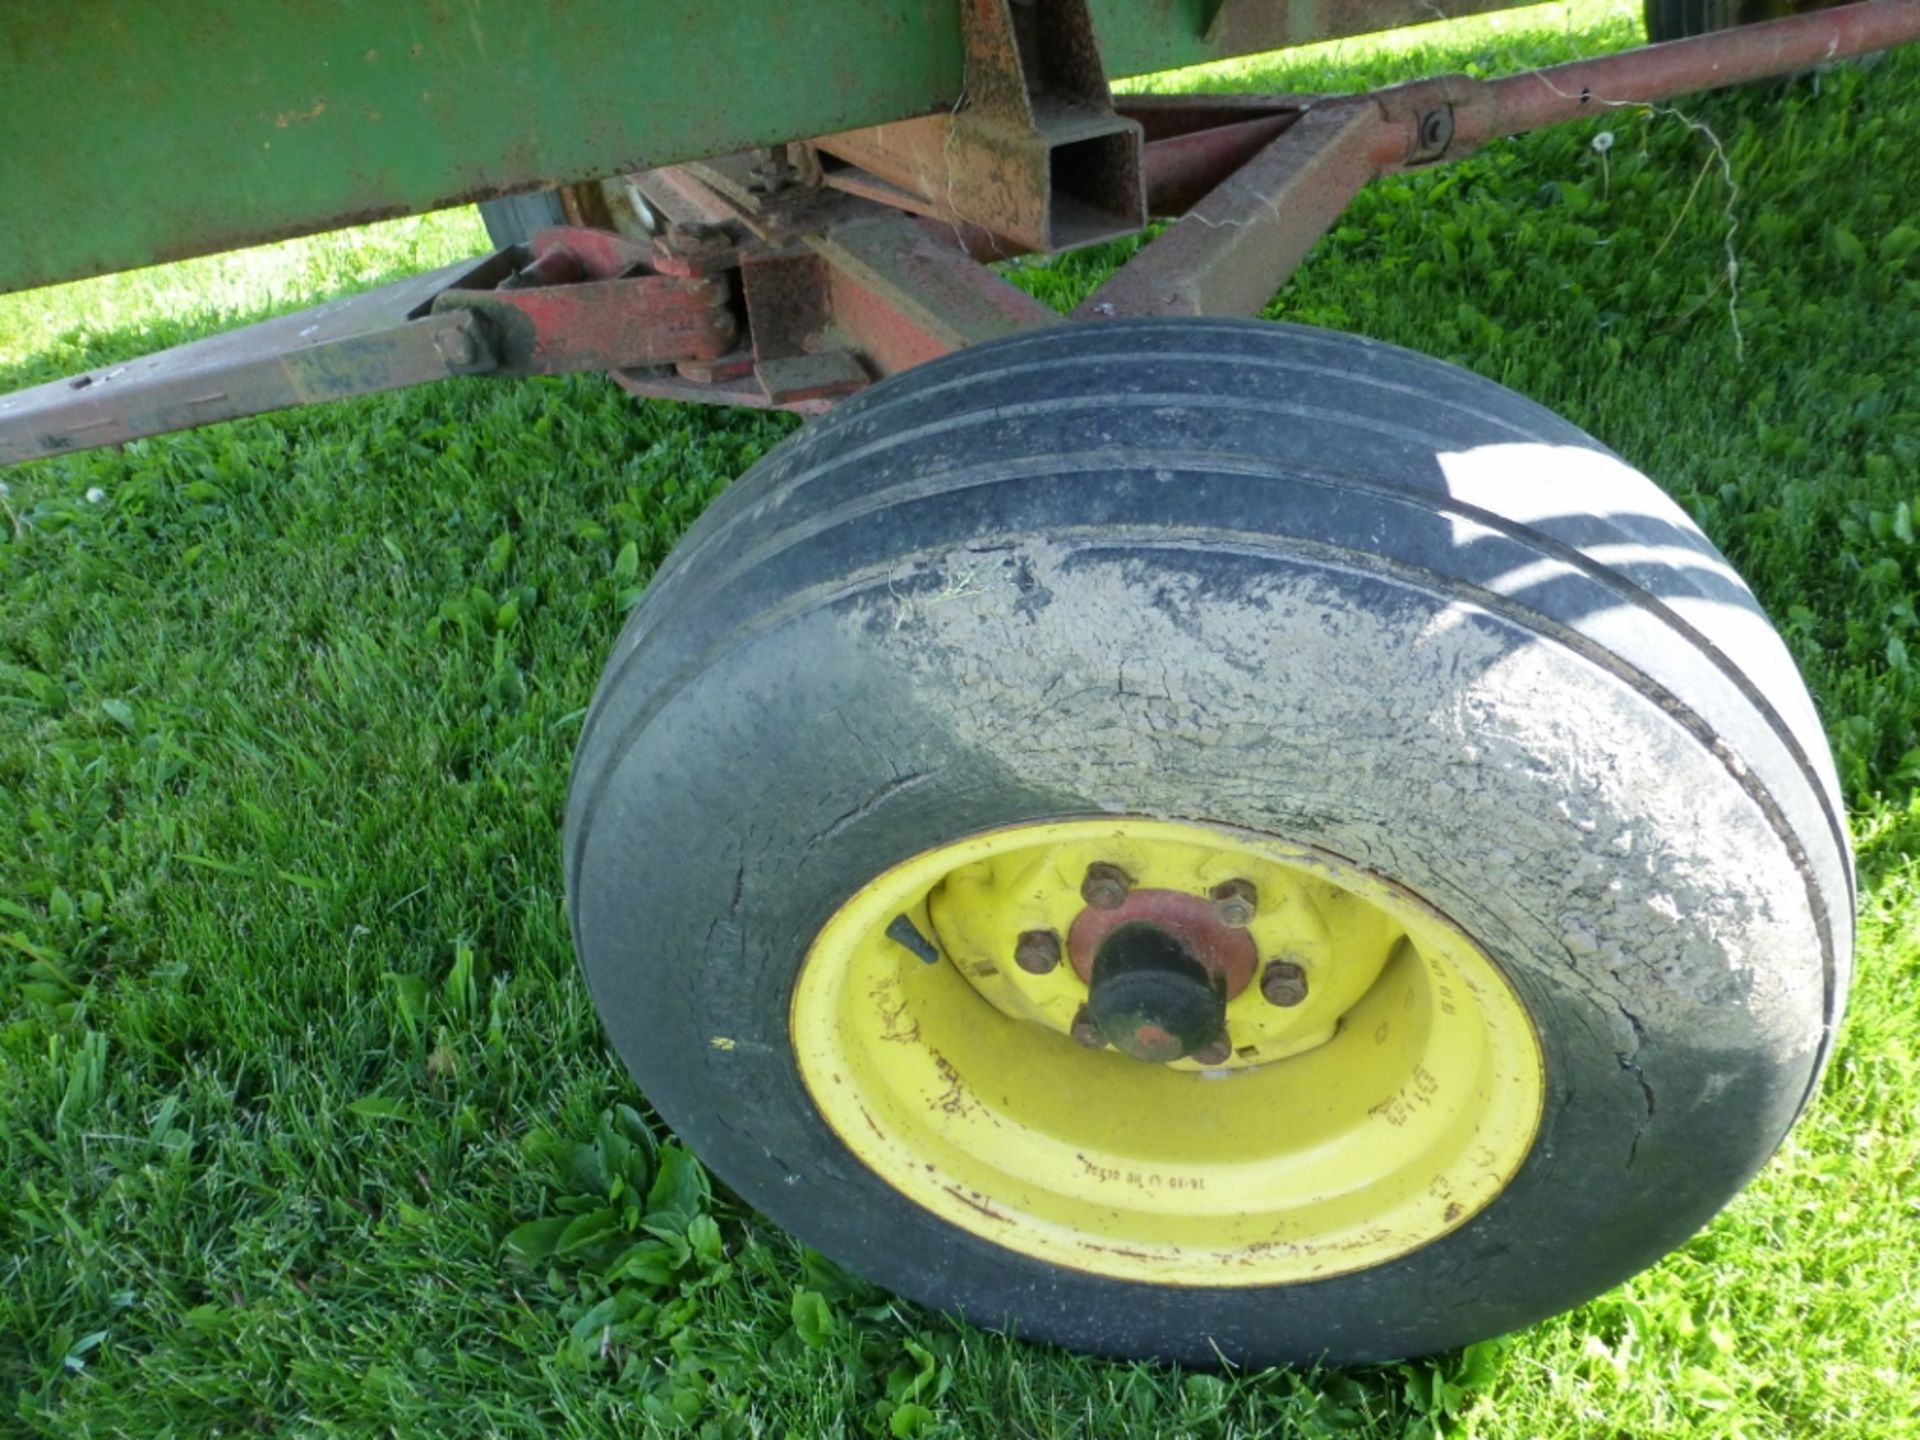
[476, 190, 567, 249]
[1644, 0, 1818, 43]
[564, 318, 1851, 1366]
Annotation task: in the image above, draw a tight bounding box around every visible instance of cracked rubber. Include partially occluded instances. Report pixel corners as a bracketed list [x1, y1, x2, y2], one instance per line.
[565, 318, 1852, 1366]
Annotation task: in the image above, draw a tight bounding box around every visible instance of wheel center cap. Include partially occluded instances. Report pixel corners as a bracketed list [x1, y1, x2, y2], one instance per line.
[1087, 920, 1226, 1062]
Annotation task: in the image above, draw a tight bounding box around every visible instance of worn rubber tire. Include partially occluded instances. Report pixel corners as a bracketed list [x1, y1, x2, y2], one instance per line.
[476, 190, 567, 249]
[565, 318, 1851, 1366]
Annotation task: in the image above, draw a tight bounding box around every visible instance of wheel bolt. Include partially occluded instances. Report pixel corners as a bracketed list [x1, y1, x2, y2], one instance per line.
[1014, 929, 1061, 975]
[1191, 1033, 1233, 1066]
[1070, 1004, 1105, 1049]
[1261, 959, 1309, 1007]
[1209, 877, 1258, 927]
[1081, 862, 1131, 911]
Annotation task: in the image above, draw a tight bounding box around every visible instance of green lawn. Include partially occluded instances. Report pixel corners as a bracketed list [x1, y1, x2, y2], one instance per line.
[3, 2, 1918, 1435]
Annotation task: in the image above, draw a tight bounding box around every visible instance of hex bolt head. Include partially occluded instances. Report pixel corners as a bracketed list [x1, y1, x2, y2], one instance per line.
[1261, 959, 1309, 1008]
[1069, 1004, 1105, 1049]
[1014, 929, 1062, 976]
[1209, 877, 1258, 928]
[1191, 1033, 1233, 1066]
[750, 143, 801, 193]
[435, 325, 479, 368]
[1081, 862, 1131, 911]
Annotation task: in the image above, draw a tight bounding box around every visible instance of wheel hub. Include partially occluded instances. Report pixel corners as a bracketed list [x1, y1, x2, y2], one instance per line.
[1085, 920, 1225, 1062]
[791, 817, 1545, 1286]
[1061, 878, 1260, 1063]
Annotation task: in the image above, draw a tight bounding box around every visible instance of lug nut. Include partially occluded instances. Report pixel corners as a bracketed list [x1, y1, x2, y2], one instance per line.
[435, 325, 479, 368]
[1013, 929, 1061, 975]
[1080, 862, 1131, 911]
[1261, 959, 1309, 1007]
[1209, 877, 1258, 928]
[1191, 1033, 1233, 1066]
[1069, 1004, 1105, 1049]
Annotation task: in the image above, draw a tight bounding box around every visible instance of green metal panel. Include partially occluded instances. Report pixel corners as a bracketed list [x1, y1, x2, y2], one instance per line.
[0, 1, 1530, 293]
[0, 1, 963, 294]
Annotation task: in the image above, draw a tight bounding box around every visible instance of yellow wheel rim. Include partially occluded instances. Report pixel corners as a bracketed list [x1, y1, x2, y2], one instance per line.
[791, 818, 1544, 1285]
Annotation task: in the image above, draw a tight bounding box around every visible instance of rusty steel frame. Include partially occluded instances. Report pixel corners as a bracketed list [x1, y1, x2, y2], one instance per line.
[3, 2, 1917, 467]
[815, 0, 1146, 255]
[0, 228, 736, 466]
[1085, 0, 1920, 319]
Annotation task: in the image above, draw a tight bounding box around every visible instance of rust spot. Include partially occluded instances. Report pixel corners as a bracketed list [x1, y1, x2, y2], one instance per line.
[1067, 885, 1259, 999]
[273, 98, 327, 129]
[1444, 1202, 1464, 1223]
[930, 1052, 978, 1117]
[943, 1186, 1009, 1222]
[875, 993, 919, 1045]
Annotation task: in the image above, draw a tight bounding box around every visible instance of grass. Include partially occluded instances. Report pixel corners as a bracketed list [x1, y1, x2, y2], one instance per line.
[2, 2, 1917, 1434]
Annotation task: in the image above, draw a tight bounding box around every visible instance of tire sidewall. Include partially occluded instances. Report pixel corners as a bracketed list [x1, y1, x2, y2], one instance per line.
[573, 527, 1825, 1364]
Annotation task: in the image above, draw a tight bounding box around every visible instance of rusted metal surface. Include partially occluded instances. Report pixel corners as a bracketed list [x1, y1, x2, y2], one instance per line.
[435, 276, 735, 376]
[1066, 889, 1259, 1003]
[1261, 960, 1310, 1008]
[1069, 1005, 1105, 1049]
[0, 228, 734, 461]
[817, 166, 1026, 261]
[1140, 111, 1305, 217]
[755, 353, 871, 405]
[1085, 2, 1920, 321]
[1014, 930, 1064, 976]
[740, 252, 834, 361]
[735, 250, 872, 403]
[1209, 878, 1259, 928]
[522, 227, 652, 281]
[683, 149, 836, 230]
[453, 223, 743, 373]
[1191, 1033, 1235, 1066]
[0, 260, 495, 465]
[1119, 94, 1320, 143]
[1119, 96, 1325, 216]
[1076, 103, 1380, 321]
[1391, 0, 1920, 164]
[613, 366, 837, 417]
[10, 2, 1918, 454]
[632, 169, 745, 234]
[809, 212, 1061, 376]
[651, 222, 740, 279]
[614, 186, 1055, 406]
[1081, 863, 1132, 911]
[815, 0, 1144, 253]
